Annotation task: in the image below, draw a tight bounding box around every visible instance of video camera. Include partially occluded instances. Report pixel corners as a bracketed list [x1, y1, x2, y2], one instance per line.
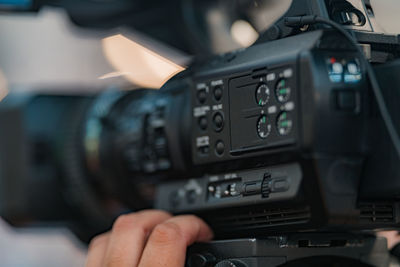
[1, 0, 400, 266]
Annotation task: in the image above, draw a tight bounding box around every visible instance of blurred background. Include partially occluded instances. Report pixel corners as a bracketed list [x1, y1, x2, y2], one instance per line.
[0, 1, 293, 265]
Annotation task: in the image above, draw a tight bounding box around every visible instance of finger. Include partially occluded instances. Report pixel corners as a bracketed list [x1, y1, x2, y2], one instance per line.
[103, 210, 172, 267]
[378, 231, 400, 249]
[138, 215, 213, 267]
[85, 233, 110, 267]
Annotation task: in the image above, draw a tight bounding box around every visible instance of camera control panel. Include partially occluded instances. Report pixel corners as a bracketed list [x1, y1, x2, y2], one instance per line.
[191, 65, 298, 165]
[155, 163, 302, 213]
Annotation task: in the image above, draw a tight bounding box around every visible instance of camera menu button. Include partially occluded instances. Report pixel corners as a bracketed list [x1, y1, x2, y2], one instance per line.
[243, 182, 262, 196]
[213, 112, 224, 132]
[197, 89, 207, 104]
[215, 140, 225, 156]
[272, 178, 289, 192]
[198, 116, 208, 130]
[213, 86, 223, 101]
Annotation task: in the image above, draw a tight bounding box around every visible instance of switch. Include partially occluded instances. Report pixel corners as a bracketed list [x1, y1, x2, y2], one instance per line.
[198, 146, 210, 155]
[261, 173, 272, 198]
[336, 90, 357, 111]
[243, 181, 262, 196]
[272, 178, 289, 192]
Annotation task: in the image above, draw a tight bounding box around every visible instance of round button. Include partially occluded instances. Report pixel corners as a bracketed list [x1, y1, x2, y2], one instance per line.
[198, 116, 207, 130]
[213, 112, 224, 132]
[213, 86, 223, 101]
[197, 89, 207, 104]
[215, 141, 225, 156]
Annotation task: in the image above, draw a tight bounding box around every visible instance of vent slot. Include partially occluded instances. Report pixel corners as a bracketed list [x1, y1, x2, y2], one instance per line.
[204, 206, 311, 232]
[359, 203, 394, 223]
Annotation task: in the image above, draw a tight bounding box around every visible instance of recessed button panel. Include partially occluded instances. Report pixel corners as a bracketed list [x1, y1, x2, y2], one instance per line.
[192, 65, 298, 165]
[192, 79, 227, 164]
[229, 66, 297, 153]
[327, 57, 362, 84]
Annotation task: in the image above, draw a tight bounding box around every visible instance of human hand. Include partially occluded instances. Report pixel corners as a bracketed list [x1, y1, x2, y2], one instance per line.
[85, 210, 213, 267]
[377, 231, 400, 250]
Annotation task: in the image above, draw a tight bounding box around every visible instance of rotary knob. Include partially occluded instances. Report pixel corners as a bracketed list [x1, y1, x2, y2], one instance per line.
[256, 83, 270, 106]
[187, 253, 216, 267]
[214, 259, 247, 267]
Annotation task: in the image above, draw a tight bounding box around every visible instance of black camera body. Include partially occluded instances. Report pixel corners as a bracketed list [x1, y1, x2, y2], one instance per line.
[154, 29, 400, 238]
[1, 28, 399, 242]
[0, 1, 400, 255]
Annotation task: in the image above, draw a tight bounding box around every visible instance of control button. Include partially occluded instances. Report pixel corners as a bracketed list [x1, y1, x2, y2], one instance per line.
[186, 189, 197, 204]
[215, 140, 225, 156]
[261, 173, 272, 198]
[157, 159, 171, 170]
[169, 190, 183, 208]
[347, 62, 359, 74]
[227, 183, 240, 196]
[243, 181, 262, 196]
[213, 112, 224, 132]
[266, 73, 276, 82]
[198, 116, 208, 130]
[213, 86, 223, 101]
[284, 101, 295, 111]
[197, 89, 207, 104]
[208, 185, 215, 193]
[255, 83, 270, 106]
[257, 115, 271, 139]
[272, 178, 289, 192]
[344, 61, 362, 83]
[275, 78, 291, 103]
[332, 62, 344, 74]
[336, 90, 357, 111]
[187, 253, 216, 267]
[214, 185, 222, 198]
[143, 161, 157, 173]
[198, 145, 210, 155]
[276, 112, 293, 136]
[154, 137, 168, 157]
[215, 260, 247, 267]
[328, 58, 343, 83]
[283, 68, 293, 78]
